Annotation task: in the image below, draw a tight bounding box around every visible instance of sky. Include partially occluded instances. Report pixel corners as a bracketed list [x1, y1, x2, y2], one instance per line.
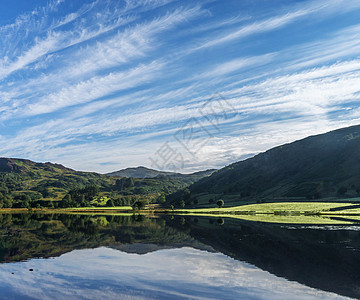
[1, 0, 360, 173]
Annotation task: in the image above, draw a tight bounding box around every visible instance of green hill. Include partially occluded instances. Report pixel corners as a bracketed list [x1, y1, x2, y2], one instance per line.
[0, 158, 212, 209]
[168, 125, 360, 207]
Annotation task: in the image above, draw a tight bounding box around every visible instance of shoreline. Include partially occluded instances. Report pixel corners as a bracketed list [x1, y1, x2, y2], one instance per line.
[2, 202, 360, 217]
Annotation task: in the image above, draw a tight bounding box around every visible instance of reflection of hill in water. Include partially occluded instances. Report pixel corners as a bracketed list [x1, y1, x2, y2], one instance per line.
[0, 213, 360, 298]
[0, 214, 209, 263]
[174, 216, 360, 299]
[111, 243, 214, 255]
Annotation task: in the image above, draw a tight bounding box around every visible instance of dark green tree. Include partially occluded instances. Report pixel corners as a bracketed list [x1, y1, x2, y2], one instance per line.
[182, 188, 191, 201]
[132, 200, 146, 210]
[106, 199, 115, 207]
[216, 199, 224, 208]
[157, 194, 166, 204]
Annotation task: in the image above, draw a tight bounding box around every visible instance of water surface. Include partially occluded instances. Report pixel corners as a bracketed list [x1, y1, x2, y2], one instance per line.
[0, 214, 358, 299]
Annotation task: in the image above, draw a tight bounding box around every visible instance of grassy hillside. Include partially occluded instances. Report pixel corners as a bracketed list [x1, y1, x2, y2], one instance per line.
[0, 158, 211, 209]
[167, 125, 360, 207]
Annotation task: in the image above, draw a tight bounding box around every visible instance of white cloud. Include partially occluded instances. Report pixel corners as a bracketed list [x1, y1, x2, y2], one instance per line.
[1, 57, 360, 172]
[0, 5, 204, 120]
[195, 9, 312, 50]
[194, 53, 276, 80]
[24, 61, 164, 116]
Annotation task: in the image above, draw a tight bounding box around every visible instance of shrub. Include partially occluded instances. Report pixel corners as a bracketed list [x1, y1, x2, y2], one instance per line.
[216, 199, 224, 208]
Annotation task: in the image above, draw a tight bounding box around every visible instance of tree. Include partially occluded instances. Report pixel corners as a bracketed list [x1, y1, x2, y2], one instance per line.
[157, 194, 166, 204]
[3, 197, 12, 208]
[179, 200, 185, 208]
[132, 200, 146, 210]
[116, 177, 134, 190]
[337, 186, 347, 196]
[60, 194, 73, 208]
[182, 188, 191, 201]
[85, 185, 100, 197]
[216, 199, 224, 208]
[106, 199, 115, 207]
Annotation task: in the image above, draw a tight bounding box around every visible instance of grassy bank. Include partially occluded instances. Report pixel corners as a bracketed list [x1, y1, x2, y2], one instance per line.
[166, 202, 360, 224]
[3, 202, 360, 224]
[171, 202, 353, 214]
[0, 202, 358, 215]
[0, 206, 134, 215]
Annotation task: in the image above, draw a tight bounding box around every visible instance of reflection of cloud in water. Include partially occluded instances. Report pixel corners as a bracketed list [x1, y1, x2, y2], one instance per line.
[0, 247, 350, 299]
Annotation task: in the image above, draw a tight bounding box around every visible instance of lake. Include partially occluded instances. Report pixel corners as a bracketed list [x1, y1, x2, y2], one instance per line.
[0, 213, 358, 299]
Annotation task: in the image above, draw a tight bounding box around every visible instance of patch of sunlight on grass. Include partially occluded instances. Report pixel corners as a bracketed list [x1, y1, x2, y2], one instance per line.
[180, 213, 354, 225]
[179, 202, 352, 214]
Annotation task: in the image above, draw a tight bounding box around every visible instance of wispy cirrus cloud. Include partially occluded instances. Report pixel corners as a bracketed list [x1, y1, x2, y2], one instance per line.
[195, 10, 311, 50]
[0, 4, 204, 119]
[0, 2, 133, 80]
[1, 0, 360, 172]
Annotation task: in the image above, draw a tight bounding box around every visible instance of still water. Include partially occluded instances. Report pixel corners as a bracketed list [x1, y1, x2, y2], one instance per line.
[0, 214, 358, 299]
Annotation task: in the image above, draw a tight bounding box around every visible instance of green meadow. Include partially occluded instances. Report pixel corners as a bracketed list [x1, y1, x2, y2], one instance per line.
[168, 202, 360, 224]
[172, 202, 351, 214]
[3, 202, 360, 225]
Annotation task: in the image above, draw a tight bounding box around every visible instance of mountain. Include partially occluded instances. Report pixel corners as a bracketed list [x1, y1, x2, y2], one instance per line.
[170, 125, 360, 207]
[0, 158, 213, 209]
[0, 157, 74, 173]
[107, 166, 177, 178]
[107, 166, 215, 179]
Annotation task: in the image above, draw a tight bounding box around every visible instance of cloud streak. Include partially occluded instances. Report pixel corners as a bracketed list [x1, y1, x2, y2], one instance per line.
[1, 0, 360, 172]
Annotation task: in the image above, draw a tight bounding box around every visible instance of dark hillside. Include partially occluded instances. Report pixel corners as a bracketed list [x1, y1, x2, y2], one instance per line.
[175, 125, 360, 206]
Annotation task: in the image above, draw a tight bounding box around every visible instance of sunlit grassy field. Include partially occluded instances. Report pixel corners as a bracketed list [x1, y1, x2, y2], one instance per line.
[170, 202, 360, 224]
[176, 202, 352, 214]
[3, 202, 360, 224]
[62, 206, 133, 211]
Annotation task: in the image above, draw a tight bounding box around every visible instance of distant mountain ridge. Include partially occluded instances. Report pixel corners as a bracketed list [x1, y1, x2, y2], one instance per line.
[107, 166, 216, 179]
[106, 166, 177, 178]
[172, 124, 360, 206]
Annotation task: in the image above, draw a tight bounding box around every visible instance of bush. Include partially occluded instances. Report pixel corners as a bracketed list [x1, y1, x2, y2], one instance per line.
[132, 200, 147, 210]
[216, 199, 224, 208]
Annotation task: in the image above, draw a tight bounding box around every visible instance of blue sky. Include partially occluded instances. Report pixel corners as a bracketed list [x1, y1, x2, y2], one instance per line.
[1, 0, 360, 173]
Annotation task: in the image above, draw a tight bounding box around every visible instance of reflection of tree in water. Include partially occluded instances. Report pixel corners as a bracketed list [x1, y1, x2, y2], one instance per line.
[0, 214, 195, 263]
